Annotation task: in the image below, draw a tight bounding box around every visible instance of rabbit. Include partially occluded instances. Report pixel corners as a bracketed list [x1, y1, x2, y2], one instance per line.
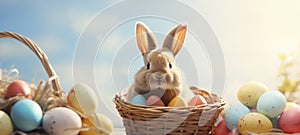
[126, 22, 187, 105]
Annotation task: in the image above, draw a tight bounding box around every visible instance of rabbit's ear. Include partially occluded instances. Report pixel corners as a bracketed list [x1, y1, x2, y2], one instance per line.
[136, 22, 158, 55]
[162, 24, 187, 56]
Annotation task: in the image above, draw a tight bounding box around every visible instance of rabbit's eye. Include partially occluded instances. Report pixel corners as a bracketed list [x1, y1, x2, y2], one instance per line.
[169, 62, 172, 69]
[146, 62, 150, 69]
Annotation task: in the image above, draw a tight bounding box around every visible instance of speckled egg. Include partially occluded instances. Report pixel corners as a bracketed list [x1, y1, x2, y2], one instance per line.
[130, 94, 147, 105]
[238, 81, 268, 108]
[10, 99, 42, 132]
[257, 91, 287, 118]
[238, 113, 272, 135]
[0, 110, 13, 135]
[43, 107, 82, 135]
[224, 103, 251, 130]
[278, 108, 300, 133]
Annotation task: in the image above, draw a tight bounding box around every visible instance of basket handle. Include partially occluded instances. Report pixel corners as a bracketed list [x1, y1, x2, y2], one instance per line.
[0, 32, 62, 97]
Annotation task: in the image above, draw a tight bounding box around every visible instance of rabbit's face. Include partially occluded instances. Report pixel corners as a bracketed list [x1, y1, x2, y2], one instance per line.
[135, 50, 182, 91]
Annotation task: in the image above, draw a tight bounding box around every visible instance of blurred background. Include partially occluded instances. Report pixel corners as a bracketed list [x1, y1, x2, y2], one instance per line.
[1, 0, 300, 128]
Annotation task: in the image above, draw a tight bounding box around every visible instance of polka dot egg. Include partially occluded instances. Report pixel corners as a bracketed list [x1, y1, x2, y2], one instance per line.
[238, 112, 272, 135]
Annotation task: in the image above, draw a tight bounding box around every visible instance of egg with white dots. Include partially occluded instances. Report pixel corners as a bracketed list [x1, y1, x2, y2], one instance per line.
[257, 91, 287, 118]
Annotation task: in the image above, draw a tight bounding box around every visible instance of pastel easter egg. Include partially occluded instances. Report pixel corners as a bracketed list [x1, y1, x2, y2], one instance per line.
[130, 94, 147, 105]
[238, 113, 272, 135]
[188, 95, 207, 106]
[238, 81, 268, 108]
[224, 103, 250, 131]
[80, 113, 113, 135]
[0, 110, 13, 135]
[168, 96, 187, 107]
[278, 108, 300, 133]
[215, 119, 231, 135]
[257, 91, 287, 118]
[285, 102, 299, 111]
[43, 107, 82, 135]
[10, 99, 43, 132]
[67, 83, 98, 116]
[146, 95, 165, 106]
[5, 80, 31, 99]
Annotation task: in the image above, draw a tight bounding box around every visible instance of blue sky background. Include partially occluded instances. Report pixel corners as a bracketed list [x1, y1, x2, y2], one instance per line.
[1, 0, 300, 129]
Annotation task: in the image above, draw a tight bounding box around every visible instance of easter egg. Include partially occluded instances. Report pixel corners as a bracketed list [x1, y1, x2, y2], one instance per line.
[285, 102, 299, 111]
[278, 108, 300, 133]
[130, 94, 147, 105]
[67, 83, 98, 116]
[224, 103, 250, 131]
[238, 113, 272, 135]
[0, 110, 13, 135]
[80, 113, 113, 135]
[146, 95, 165, 106]
[188, 95, 207, 106]
[5, 80, 31, 99]
[10, 99, 42, 132]
[257, 91, 287, 118]
[215, 119, 231, 135]
[238, 81, 268, 107]
[43, 107, 82, 135]
[168, 96, 187, 107]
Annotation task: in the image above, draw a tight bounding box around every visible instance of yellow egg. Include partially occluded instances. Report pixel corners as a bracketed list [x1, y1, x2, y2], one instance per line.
[285, 102, 299, 111]
[238, 81, 268, 108]
[168, 96, 187, 107]
[67, 83, 98, 116]
[238, 113, 272, 135]
[80, 113, 113, 135]
[0, 110, 13, 135]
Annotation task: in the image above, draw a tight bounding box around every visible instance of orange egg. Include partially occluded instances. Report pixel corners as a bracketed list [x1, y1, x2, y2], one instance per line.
[146, 95, 165, 106]
[188, 95, 207, 106]
[167, 96, 187, 107]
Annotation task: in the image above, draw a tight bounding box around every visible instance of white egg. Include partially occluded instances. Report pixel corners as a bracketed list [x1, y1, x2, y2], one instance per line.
[43, 107, 82, 135]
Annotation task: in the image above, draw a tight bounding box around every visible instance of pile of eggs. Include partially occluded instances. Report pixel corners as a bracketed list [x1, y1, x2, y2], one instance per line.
[215, 81, 300, 135]
[0, 80, 113, 135]
[130, 94, 207, 107]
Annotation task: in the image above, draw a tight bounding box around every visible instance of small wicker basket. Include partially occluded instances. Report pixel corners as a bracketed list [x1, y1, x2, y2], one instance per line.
[0, 32, 66, 134]
[114, 86, 225, 135]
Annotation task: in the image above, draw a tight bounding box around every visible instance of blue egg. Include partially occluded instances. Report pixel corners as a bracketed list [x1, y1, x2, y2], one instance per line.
[130, 94, 146, 105]
[257, 91, 287, 118]
[10, 99, 43, 132]
[224, 103, 250, 131]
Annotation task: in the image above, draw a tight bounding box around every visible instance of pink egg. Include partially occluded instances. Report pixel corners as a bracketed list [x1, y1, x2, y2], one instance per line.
[5, 80, 31, 99]
[146, 95, 165, 106]
[188, 95, 207, 106]
[278, 108, 300, 133]
[215, 119, 231, 135]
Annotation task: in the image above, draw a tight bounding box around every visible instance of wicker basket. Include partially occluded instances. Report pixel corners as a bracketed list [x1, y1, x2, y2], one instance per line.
[114, 86, 225, 135]
[0, 32, 65, 134]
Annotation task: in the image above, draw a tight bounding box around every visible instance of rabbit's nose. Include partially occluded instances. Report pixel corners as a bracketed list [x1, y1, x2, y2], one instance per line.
[154, 73, 164, 80]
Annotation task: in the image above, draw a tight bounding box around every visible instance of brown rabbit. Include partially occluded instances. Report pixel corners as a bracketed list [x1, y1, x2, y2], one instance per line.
[126, 22, 187, 105]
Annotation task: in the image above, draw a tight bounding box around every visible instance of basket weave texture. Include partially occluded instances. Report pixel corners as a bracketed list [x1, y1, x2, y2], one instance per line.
[0, 32, 65, 134]
[114, 86, 225, 135]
